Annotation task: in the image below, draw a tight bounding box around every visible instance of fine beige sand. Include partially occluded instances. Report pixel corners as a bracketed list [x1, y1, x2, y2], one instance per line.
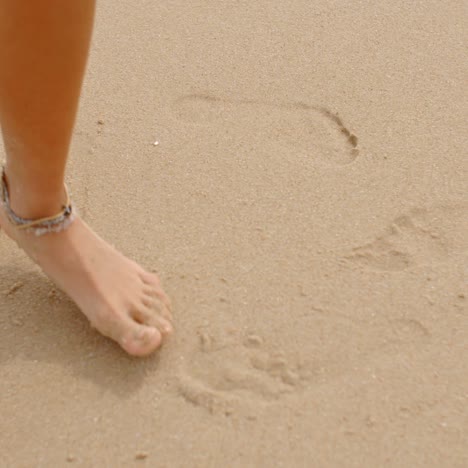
[1, 1, 467, 466]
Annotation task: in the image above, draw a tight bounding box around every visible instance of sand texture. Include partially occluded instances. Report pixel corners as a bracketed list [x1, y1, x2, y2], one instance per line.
[1, 1, 467, 467]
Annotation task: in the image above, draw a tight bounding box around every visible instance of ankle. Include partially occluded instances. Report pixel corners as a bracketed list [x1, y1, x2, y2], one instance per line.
[11, 189, 68, 220]
[3, 168, 68, 219]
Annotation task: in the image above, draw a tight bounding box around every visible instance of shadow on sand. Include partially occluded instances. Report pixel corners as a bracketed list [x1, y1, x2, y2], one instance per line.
[0, 262, 164, 398]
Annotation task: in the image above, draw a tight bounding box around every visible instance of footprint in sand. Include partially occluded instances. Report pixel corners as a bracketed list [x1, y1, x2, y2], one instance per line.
[177, 316, 431, 416]
[173, 94, 359, 166]
[345, 204, 468, 271]
[177, 332, 309, 415]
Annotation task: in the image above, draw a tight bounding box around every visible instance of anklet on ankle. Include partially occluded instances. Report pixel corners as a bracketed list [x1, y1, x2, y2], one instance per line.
[1, 167, 76, 236]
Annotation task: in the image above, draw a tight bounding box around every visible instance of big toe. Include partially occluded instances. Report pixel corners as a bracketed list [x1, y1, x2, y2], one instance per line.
[120, 324, 163, 357]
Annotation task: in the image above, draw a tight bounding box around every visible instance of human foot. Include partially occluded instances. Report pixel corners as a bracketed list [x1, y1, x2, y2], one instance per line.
[0, 203, 173, 357]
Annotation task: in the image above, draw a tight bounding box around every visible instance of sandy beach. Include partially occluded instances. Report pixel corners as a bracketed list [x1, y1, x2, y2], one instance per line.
[1, 0, 467, 466]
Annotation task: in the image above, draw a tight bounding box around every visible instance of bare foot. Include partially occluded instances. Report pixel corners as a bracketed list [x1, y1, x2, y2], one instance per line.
[0, 205, 173, 356]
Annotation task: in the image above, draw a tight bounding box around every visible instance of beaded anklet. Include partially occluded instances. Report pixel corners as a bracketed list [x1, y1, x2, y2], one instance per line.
[1, 167, 75, 236]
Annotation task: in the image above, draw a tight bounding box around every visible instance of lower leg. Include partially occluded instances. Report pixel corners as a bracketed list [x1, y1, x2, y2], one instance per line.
[0, 0, 94, 218]
[0, 1, 173, 356]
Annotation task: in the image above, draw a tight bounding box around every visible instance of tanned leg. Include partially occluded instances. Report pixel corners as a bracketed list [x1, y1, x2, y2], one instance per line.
[0, 0, 172, 356]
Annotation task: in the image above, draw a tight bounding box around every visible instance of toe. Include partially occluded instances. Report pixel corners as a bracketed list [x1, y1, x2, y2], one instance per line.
[141, 273, 171, 306]
[141, 271, 162, 291]
[142, 292, 173, 322]
[92, 312, 163, 357]
[132, 304, 173, 336]
[120, 322, 163, 357]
